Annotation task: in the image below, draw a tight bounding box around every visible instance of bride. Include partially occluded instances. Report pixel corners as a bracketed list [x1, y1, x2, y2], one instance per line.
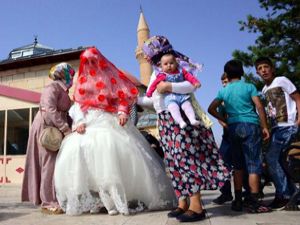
[54, 47, 176, 216]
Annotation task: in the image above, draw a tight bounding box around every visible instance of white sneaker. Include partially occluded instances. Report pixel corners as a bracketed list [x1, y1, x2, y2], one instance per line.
[90, 206, 101, 214]
[108, 209, 119, 216]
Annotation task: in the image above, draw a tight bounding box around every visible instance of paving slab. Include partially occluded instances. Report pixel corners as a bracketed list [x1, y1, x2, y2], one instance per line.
[0, 185, 299, 225]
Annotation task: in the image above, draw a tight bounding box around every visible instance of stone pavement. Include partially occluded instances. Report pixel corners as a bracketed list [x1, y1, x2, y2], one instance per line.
[0, 185, 299, 225]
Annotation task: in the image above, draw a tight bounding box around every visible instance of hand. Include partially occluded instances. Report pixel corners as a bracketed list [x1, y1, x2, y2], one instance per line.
[76, 123, 86, 134]
[296, 119, 300, 126]
[118, 114, 128, 126]
[144, 55, 151, 63]
[194, 82, 201, 88]
[156, 81, 172, 94]
[63, 128, 72, 137]
[262, 128, 270, 141]
[219, 120, 228, 129]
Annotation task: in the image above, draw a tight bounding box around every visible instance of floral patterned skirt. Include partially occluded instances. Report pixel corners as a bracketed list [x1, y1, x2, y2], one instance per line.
[158, 111, 230, 198]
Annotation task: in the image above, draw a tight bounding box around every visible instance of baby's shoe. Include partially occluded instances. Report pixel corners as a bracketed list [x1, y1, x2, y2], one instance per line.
[190, 120, 200, 126]
[179, 121, 187, 129]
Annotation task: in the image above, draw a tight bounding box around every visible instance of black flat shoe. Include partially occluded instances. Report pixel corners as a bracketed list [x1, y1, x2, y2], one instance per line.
[167, 208, 185, 218]
[176, 209, 206, 222]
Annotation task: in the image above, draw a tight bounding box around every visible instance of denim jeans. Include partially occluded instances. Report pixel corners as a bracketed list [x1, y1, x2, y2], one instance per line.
[228, 122, 262, 174]
[220, 127, 252, 195]
[219, 132, 232, 195]
[266, 125, 299, 198]
[219, 131, 232, 170]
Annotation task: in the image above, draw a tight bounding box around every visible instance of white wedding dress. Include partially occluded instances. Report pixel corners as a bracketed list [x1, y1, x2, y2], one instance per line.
[54, 103, 176, 215]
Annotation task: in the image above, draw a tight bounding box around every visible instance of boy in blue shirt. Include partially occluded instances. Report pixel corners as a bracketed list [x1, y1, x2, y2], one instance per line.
[208, 59, 271, 213]
[212, 73, 233, 204]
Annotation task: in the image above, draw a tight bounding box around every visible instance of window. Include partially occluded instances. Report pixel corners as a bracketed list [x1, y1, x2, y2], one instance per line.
[11, 51, 22, 59]
[22, 49, 33, 57]
[6, 109, 29, 155]
[32, 107, 39, 122]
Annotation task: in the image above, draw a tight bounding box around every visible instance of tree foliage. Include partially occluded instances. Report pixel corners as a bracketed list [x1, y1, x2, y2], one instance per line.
[233, 0, 300, 90]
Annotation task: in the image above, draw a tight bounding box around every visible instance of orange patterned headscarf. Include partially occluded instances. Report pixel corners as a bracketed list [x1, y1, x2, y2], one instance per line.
[73, 47, 138, 113]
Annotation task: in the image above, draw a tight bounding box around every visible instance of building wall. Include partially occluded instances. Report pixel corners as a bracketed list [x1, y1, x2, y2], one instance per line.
[0, 59, 79, 93]
[0, 59, 79, 185]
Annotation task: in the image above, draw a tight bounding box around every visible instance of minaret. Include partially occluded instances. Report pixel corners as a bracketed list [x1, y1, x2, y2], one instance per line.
[135, 7, 152, 86]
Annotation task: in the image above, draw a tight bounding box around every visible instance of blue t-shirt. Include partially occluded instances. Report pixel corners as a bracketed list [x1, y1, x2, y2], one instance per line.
[216, 80, 260, 125]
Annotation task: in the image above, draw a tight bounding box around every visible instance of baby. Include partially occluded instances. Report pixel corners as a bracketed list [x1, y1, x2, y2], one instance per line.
[147, 53, 201, 128]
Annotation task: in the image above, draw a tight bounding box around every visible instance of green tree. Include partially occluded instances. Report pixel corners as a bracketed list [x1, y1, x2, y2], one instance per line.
[233, 0, 300, 90]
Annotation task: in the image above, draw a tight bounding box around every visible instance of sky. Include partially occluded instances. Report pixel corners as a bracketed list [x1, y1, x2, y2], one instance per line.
[0, 0, 266, 144]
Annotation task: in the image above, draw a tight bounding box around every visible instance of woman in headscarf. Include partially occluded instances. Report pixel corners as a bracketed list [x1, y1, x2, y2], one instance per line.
[22, 62, 75, 214]
[138, 35, 230, 222]
[54, 47, 176, 216]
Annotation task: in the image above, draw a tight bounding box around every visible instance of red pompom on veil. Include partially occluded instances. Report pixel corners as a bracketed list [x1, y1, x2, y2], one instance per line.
[74, 47, 139, 113]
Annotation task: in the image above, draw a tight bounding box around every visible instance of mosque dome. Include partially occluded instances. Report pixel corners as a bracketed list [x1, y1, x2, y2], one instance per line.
[8, 37, 54, 60]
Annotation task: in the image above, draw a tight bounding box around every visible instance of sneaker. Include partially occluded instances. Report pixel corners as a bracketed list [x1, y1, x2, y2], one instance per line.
[212, 194, 233, 205]
[90, 205, 102, 214]
[108, 209, 119, 216]
[268, 197, 289, 210]
[231, 200, 243, 212]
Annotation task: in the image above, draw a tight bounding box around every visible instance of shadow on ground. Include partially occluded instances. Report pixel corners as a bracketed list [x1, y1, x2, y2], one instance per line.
[0, 212, 28, 222]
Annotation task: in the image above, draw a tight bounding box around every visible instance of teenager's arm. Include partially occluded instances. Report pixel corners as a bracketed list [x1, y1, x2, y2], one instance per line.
[208, 99, 227, 125]
[290, 91, 300, 126]
[252, 96, 270, 141]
